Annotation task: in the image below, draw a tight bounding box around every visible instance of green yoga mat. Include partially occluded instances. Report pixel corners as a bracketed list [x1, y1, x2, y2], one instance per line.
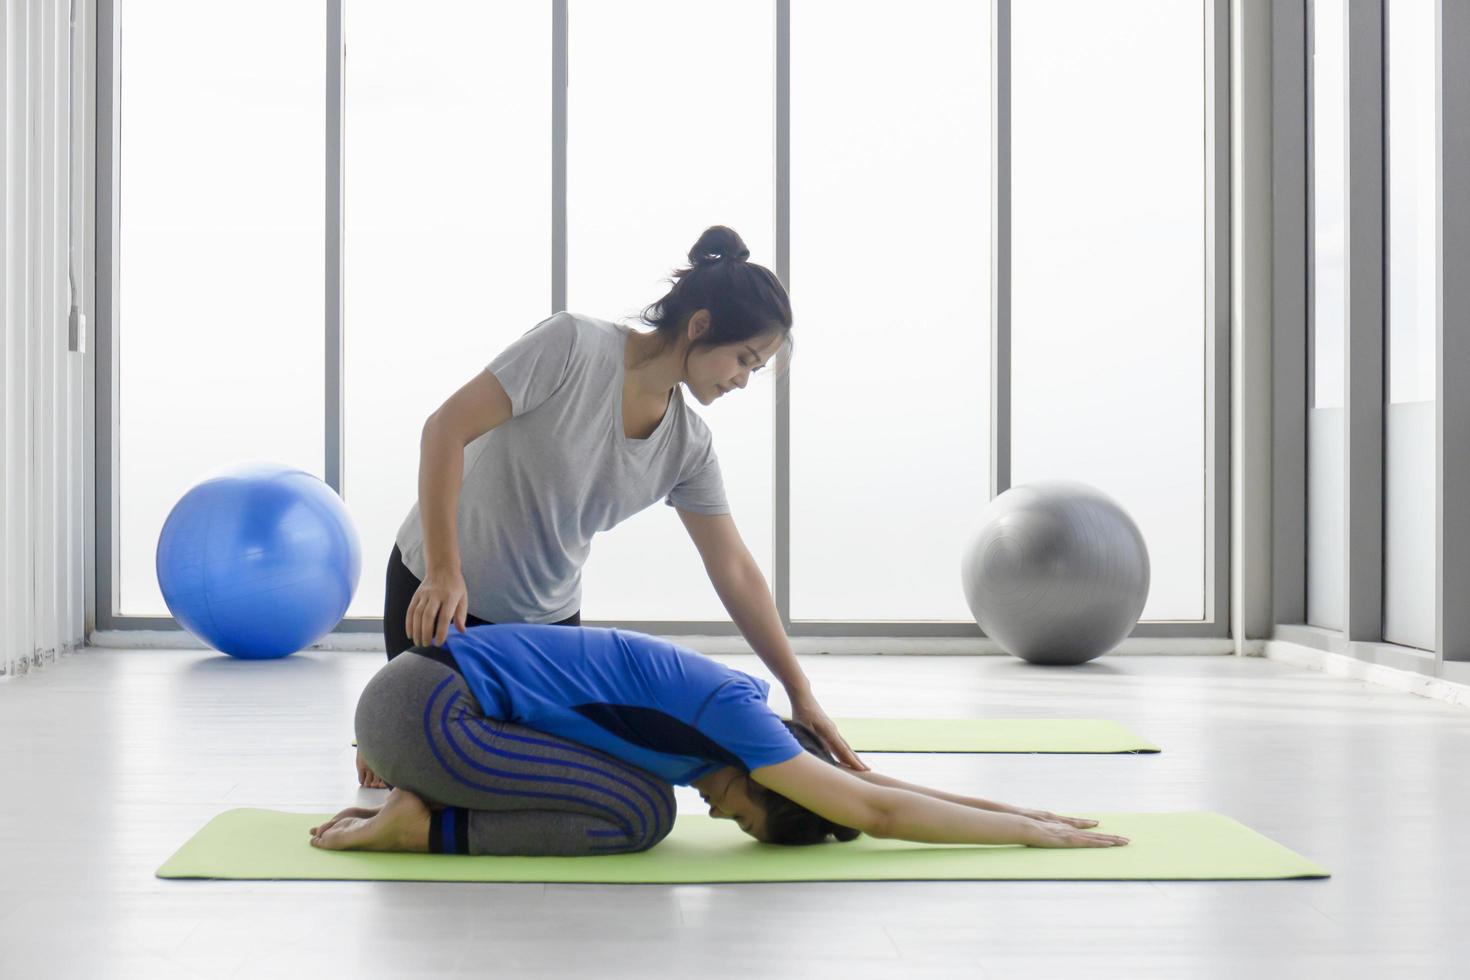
[351, 719, 1157, 754]
[157, 810, 1326, 883]
[835, 718, 1160, 754]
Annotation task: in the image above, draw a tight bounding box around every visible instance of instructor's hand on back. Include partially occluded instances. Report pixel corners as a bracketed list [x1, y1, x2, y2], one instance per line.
[407, 567, 470, 648]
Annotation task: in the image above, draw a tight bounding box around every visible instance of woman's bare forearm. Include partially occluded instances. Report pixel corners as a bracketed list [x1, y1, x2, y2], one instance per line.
[418, 418, 466, 574]
[709, 555, 812, 699]
[850, 768, 1019, 814]
[868, 785, 1039, 845]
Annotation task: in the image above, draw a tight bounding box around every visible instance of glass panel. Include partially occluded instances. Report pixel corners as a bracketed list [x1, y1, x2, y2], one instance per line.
[342, 0, 551, 618]
[789, 0, 991, 621]
[1307, 0, 1347, 629]
[567, 0, 775, 622]
[117, 1, 324, 615]
[1307, 408, 1345, 629]
[1010, 0, 1207, 622]
[1313, 0, 1348, 412]
[1383, 0, 1438, 650]
[1386, 0, 1437, 406]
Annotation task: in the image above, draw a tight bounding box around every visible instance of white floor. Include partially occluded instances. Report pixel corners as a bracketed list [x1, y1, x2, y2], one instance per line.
[2, 645, 1468, 979]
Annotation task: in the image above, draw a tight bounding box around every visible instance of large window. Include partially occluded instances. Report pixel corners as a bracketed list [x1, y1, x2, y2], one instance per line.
[107, 1, 1223, 633]
[568, 0, 775, 622]
[341, 1, 550, 618]
[117, 0, 324, 615]
[1011, 0, 1208, 622]
[789, 0, 990, 622]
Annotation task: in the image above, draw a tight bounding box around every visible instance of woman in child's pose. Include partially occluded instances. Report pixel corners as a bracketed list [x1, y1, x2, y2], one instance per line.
[315, 624, 1128, 856]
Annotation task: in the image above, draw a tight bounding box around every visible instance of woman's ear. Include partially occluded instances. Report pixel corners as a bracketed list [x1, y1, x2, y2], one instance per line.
[686, 309, 712, 341]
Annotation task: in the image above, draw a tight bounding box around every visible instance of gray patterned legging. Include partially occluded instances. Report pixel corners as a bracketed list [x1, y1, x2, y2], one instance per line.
[355, 647, 676, 856]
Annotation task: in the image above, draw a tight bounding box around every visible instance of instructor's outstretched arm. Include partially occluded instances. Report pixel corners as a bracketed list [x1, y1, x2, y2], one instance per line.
[678, 508, 865, 771]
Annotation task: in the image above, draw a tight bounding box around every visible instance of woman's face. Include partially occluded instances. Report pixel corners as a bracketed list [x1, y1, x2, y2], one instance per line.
[683, 318, 784, 407]
[698, 768, 769, 842]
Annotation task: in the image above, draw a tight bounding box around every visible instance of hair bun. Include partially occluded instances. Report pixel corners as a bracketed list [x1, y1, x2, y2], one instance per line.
[689, 225, 750, 266]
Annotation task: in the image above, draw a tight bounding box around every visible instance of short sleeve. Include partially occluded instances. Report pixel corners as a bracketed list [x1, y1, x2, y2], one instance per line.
[695, 677, 804, 772]
[665, 433, 731, 515]
[487, 312, 580, 417]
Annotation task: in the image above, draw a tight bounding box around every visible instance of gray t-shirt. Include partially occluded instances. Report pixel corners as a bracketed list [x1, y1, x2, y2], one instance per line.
[394, 311, 730, 624]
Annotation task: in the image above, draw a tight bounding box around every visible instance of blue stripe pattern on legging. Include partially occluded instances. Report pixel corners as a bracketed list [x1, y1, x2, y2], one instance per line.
[422, 675, 662, 849]
[441, 808, 458, 854]
[472, 721, 675, 830]
[458, 714, 672, 837]
[430, 681, 637, 840]
[449, 714, 640, 846]
[448, 687, 673, 846]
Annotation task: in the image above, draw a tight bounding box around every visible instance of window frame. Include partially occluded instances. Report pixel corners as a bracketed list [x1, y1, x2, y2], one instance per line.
[94, 0, 1233, 640]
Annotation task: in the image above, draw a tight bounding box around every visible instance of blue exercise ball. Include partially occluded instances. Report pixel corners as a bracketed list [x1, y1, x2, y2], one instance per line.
[156, 464, 362, 659]
[960, 480, 1150, 666]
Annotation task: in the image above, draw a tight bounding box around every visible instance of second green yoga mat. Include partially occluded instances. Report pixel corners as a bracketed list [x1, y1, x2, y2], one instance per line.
[158, 810, 1325, 883]
[353, 719, 1156, 754]
[835, 718, 1159, 754]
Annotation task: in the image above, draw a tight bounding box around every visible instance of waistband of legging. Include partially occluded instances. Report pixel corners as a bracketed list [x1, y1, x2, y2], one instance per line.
[407, 644, 464, 676]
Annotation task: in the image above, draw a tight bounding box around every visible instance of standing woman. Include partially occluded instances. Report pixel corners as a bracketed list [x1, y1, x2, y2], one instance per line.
[364, 225, 860, 785]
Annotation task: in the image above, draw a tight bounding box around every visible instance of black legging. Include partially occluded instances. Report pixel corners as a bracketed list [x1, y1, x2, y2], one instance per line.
[382, 545, 581, 660]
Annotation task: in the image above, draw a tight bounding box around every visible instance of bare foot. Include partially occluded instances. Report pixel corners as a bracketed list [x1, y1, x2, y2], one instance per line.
[309, 804, 383, 838]
[310, 788, 432, 853]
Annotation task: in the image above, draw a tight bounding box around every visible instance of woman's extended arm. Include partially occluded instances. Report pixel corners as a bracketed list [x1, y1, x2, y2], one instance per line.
[408, 370, 515, 647]
[677, 509, 865, 770]
[840, 766, 1098, 829]
[752, 754, 1127, 848]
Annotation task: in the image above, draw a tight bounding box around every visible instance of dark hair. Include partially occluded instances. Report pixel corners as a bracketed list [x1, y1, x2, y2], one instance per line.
[746, 720, 862, 846]
[640, 226, 793, 373]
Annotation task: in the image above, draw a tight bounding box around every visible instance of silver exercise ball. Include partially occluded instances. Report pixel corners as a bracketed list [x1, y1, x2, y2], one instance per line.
[960, 480, 1150, 666]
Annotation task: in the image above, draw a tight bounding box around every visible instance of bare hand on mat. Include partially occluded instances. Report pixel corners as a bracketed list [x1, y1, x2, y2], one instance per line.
[1011, 807, 1099, 830]
[1024, 819, 1130, 848]
[406, 568, 469, 648]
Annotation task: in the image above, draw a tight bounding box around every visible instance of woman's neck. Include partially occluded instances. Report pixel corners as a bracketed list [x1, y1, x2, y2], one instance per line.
[624, 328, 684, 399]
